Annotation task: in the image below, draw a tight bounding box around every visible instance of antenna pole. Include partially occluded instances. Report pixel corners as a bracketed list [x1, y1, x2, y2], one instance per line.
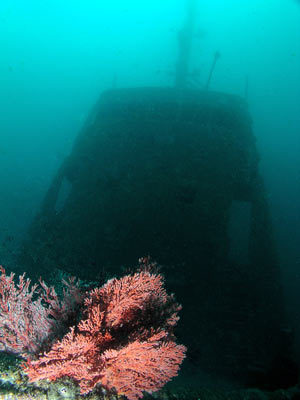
[205, 51, 220, 91]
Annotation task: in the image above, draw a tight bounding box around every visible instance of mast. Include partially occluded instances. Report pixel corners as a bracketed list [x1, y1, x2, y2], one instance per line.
[174, 0, 197, 89]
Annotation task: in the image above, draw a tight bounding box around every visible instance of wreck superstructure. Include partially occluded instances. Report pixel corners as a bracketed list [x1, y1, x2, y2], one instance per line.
[19, 86, 286, 377]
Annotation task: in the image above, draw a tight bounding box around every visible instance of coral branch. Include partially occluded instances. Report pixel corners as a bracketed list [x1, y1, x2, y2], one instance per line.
[0, 266, 82, 358]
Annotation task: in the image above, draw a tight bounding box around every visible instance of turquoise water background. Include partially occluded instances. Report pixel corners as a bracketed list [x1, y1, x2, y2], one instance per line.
[0, 0, 299, 357]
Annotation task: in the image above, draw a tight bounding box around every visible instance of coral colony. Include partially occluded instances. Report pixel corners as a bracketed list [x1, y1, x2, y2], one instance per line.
[0, 257, 186, 400]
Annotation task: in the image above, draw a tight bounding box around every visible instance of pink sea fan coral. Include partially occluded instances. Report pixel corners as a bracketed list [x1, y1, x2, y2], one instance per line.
[0, 266, 81, 358]
[101, 331, 186, 400]
[24, 258, 186, 399]
[0, 266, 52, 357]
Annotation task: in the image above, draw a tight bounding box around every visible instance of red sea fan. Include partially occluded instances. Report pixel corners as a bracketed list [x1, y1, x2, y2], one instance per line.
[85, 269, 168, 328]
[24, 260, 186, 399]
[101, 331, 186, 400]
[25, 327, 101, 394]
[0, 266, 53, 357]
[0, 266, 82, 358]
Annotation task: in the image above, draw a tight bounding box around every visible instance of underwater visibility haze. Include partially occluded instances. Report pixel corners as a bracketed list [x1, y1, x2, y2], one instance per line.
[0, 0, 300, 399]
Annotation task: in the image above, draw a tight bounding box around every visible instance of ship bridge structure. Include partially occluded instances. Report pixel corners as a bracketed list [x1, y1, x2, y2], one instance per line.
[19, 86, 286, 379]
